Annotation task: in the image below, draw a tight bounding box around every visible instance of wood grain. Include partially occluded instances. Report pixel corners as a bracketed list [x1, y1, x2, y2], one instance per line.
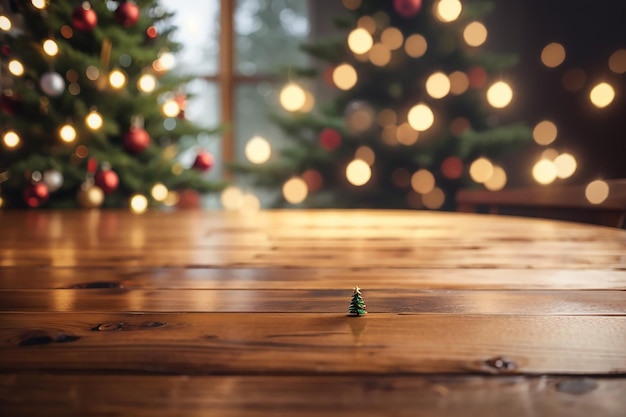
[1, 313, 625, 375]
[1, 289, 625, 315]
[1, 266, 626, 290]
[1, 374, 624, 417]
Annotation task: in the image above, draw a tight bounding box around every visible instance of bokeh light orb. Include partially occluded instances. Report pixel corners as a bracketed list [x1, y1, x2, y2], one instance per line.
[585, 180, 609, 205]
[589, 82, 615, 108]
[283, 177, 309, 204]
[346, 159, 371, 186]
[245, 135, 271, 164]
[425, 72, 451, 99]
[332, 64, 358, 90]
[407, 103, 434, 132]
[533, 120, 557, 145]
[486, 81, 513, 108]
[469, 157, 494, 183]
[554, 153, 577, 179]
[347, 27, 374, 54]
[532, 159, 557, 185]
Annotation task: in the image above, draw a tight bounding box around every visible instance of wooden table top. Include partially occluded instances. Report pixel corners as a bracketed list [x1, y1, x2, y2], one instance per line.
[0, 209, 625, 416]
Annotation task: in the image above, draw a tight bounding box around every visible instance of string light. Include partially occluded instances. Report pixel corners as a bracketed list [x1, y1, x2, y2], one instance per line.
[377, 109, 397, 127]
[357, 16, 376, 34]
[332, 64, 358, 90]
[42, 39, 59, 56]
[283, 177, 308, 204]
[161, 99, 180, 117]
[484, 166, 507, 191]
[157, 51, 176, 71]
[137, 74, 158, 93]
[425, 72, 451, 99]
[346, 159, 371, 186]
[59, 123, 77, 143]
[486, 81, 513, 108]
[3, 130, 21, 149]
[369, 43, 391, 67]
[355, 146, 376, 165]
[469, 157, 494, 183]
[347, 27, 374, 54]
[31, 0, 47, 9]
[130, 194, 149, 213]
[8, 60, 24, 76]
[407, 103, 434, 132]
[541, 42, 566, 68]
[404, 34, 427, 58]
[0, 15, 12, 31]
[533, 120, 557, 145]
[608, 49, 626, 74]
[85, 110, 103, 130]
[381, 27, 403, 50]
[108, 69, 127, 89]
[532, 159, 557, 185]
[463, 22, 487, 47]
[396, 122, 419, 145]
[279, 83, 307, 112]
[585, 180, 609, 204]
[422, 187, 445, 209]
[411, 169, 435, 194]
[449, 71, 469, 95]
[151, 183, 168, 201]
[589, 82, 615, 108]
[245, 135, 271, 164]
[554, 153, 577, 179]
[435, 0, 462, 23]
[221, 186, 243, 210]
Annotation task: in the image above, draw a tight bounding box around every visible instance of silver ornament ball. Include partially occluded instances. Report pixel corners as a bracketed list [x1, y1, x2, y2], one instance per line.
[43, 170, 64, 192]
[40, 72, 66, 97]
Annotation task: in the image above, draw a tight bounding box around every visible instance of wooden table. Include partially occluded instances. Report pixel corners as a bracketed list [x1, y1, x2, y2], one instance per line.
[1, 209, 625, 416]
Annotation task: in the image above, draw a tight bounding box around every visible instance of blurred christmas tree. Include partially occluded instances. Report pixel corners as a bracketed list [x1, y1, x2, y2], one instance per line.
[235, 0, 533, 210]
[0, 0, 224, 210]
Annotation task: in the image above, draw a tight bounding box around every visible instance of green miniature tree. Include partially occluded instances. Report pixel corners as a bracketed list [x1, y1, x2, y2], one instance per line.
[348, 285, 367, 316]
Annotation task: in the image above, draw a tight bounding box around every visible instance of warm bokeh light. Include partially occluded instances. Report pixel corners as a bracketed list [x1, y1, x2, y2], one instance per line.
[422, 187, 445, 209]
[346, 159, 371, 186]
[332, 64, 358, 90]
[343, 0, 362, 10]
[554, 153, 577, 179]
[161, 99, 180, 118]
[382, 126, 398, 145]
[381, 27, 403, 50]
[151, 183, 168, 202]
[59, 124, 77, 143]
[157, 51, 175, 71]
[435, 0, 462, 23]
[137, 73, 158, 93]
[0, 15, 11, 31]
[562, 68, 586, 92]
[608, 49, 626, 74]
[405, 34, 427, 58]
[283, 177, 309, 204]
[42, 39, 59, 56]
[245, 135, 271, 164]
[532, 159, 557, 185]
[86, 65, 100, 81]
[300, 90, 315, 113]
[396, 123, 419, 145]
[469, 157, 494, 183]
[221, 186, 243, 210]
[355, 146, 375, 165]
[345, 103, 375, 133]
[541, 148, 559, 160]
[589, 82, 615, 108]
[377, 108, 397, 127]
[369, 43, 391, 67]
[541, 42, 566, 68]
[411, 169, 435, 194]
[130, 194, 149, 214]
[85, 110, 103, 130]
[425, 72, 451, 99]
[449, 71, 469, 95]
[3, 130, 20, 149]
[486, 81, 513, 108]
[484, 166, 507, 191]
[463, 22, 487, 47]
[108, 69, 127, 89]
[239, 192, 261, 215]
[407, 103, 434, 132]
[533, 120, 557, 145]
[8, 60, 24, 76]
[280, 83, 307, 112]
[347, 27, 374, 54]
[357, 15, 376, 34]
[585, 180, 609, 205]
[31, 0, 46, 9]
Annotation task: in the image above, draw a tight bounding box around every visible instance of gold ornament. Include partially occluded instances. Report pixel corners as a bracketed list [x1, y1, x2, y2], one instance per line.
[77, 183, 104, 208]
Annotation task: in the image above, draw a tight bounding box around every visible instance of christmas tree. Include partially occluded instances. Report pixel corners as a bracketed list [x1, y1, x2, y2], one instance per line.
[348, 285, 367, 316]
[0, 1, 224, 210]
[234, 0, 533, 210]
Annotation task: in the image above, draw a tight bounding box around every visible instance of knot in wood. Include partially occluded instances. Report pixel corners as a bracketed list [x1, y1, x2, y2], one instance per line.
[485, 356, 517, 372]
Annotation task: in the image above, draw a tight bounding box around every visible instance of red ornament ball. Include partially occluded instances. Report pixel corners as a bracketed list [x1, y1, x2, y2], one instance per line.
[394, 0, 422, 18]
[71, 3, 98, 32]
[124, 127, 150, 153]
[319, 128, 342, 151]
[301, 169, 323, 192]
[468, 66, 487, 89]
[115, 2, 140, 28]
[192, 151, 214, 171]
[177, 189, 201, 209]
[23, 183, 49, 208]
[95, 169, 120, 194]
[441, 156, 464, 180]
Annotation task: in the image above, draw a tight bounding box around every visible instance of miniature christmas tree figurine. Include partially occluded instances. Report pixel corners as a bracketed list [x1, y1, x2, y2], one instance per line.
[348, 286, 367, 317]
